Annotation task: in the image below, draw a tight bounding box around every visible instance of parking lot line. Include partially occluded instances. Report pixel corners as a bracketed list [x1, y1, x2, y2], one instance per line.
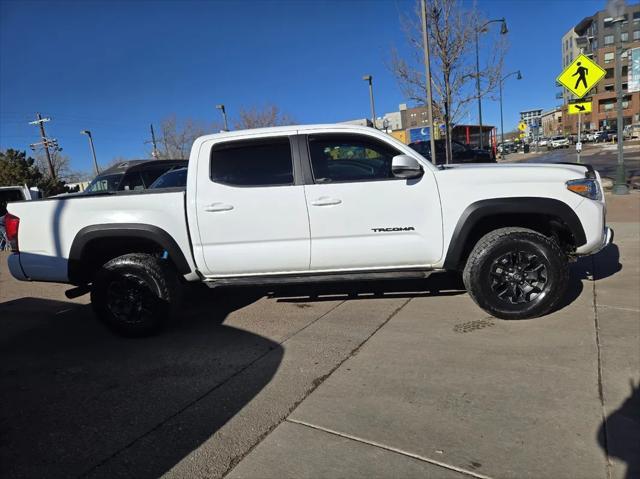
[286, 418, 495, 479]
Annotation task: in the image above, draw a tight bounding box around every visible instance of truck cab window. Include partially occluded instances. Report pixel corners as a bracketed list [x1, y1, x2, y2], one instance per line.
[307, 134, 401, 183]
[211, 138, 294, 186]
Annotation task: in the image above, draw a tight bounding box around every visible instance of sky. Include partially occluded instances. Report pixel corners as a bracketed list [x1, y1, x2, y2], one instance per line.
[0, 0, 617, 174]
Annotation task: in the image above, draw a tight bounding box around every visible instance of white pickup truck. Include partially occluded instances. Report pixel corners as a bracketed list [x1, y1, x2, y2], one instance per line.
[5, 124, 612, 336]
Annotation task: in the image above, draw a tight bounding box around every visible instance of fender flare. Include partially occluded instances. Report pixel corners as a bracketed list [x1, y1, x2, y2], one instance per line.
[68, 223, 191, 284]
[442, 197, 586, 270]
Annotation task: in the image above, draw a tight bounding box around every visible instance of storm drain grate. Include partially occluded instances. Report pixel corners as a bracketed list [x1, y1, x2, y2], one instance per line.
[453, 318, 495, 333]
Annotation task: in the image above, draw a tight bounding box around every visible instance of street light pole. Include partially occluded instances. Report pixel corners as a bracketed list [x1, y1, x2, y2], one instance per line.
[80, 130, 100, 175]
[216, 104, 229, 131]
[421, 0, 437, 165]
[475, 18, 508, 151]
[362, 75, 377, 128]
[498, 70, 522, 160]
[612, 16, 628, 195]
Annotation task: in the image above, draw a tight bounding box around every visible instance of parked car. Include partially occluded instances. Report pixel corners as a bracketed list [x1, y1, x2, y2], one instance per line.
[0, 185, 39, 250]
[594, 130, 613, 143]
[149, 167, 188, 189]
[84, 159, 188, 194]
[537, 138, 549, 147]
[5, 124, 612, 336]
[549, 136, 570, 149]
[623, 124, 640, 139]
[409, 139, 496, 164]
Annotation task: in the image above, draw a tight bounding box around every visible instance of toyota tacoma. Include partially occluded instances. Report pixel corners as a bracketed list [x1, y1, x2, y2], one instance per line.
[5, 124, 613, 336]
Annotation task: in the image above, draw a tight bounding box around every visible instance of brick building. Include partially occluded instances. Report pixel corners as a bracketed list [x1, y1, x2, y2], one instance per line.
[562, 5, 640, 134]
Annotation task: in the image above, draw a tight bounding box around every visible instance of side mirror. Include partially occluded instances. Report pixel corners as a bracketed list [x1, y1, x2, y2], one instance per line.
[391, 155, 423, 179]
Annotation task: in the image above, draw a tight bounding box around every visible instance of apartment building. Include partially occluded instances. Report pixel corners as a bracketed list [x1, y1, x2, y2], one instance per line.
[562, 4, 640, 134]
[541, 107, 563, 137]
[520, 109, 543, 137]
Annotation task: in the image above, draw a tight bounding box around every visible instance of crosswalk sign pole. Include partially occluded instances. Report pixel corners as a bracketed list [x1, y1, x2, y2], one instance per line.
[576, 112, 581, 164]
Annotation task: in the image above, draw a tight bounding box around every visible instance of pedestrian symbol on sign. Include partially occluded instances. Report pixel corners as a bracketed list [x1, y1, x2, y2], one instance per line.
[557, 54, 606, 99]
[572, 62, 588, 90]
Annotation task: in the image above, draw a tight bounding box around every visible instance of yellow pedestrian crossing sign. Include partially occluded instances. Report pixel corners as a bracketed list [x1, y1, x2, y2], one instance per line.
[556, 54, 605, 98]
[568, 100, 592, 115]
[518, 122, 527, 132]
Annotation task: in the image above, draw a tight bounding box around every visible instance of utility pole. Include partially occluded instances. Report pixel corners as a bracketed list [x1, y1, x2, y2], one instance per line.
[150, 124, 160, 159]
[29, 113, 56, 179]
[421, 0, 437, 165]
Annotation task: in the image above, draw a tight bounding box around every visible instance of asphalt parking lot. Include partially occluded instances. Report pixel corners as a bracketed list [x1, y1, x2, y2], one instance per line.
[1, 192, 638, 479]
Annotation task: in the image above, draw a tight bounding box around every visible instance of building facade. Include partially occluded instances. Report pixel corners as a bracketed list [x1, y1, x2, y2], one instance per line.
[562, 5, 640, 134]
[541, 107, 563, 137]
[520, 109, 543, 137]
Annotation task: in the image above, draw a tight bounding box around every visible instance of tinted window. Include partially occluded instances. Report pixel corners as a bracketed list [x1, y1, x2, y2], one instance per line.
[211, 138, 293, 186]
[140, 167, 177, 188]
[120, 171, 145, 191]
[85, 173, 123, 193]
[150, 168, 188, 189]
[308, 135, 401, 183]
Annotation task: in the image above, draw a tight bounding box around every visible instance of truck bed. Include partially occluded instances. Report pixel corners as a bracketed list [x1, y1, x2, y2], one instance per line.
[7, 189, 194, 283]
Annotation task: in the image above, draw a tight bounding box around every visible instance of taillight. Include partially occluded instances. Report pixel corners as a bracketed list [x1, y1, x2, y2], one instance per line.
[4, 213, 20, 252]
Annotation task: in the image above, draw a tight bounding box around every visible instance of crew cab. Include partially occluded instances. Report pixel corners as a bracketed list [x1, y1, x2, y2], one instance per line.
[5, 124, 612, 336]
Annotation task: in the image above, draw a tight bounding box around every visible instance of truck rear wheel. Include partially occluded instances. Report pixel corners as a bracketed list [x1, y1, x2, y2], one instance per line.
[463, 227, 568, 320]
[91, 253, 180, 337]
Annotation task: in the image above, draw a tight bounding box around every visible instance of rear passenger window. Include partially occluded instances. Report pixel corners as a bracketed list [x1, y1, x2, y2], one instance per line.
[211, 138, 294, 186]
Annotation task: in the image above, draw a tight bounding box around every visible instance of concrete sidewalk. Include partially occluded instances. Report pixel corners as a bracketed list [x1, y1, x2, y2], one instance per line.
[227, 194, 639, 479]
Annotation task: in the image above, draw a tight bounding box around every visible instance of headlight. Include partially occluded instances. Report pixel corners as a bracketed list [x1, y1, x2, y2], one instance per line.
[566, 178, 602, 201]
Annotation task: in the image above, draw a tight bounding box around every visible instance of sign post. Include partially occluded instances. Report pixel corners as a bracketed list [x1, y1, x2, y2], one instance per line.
[557, 54, 605, 163]
[568, 99, 591, 164]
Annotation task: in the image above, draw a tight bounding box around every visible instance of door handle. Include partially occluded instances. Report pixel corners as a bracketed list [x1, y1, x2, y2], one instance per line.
[204, 202, 234, 212]
[311, 197, 342, 206]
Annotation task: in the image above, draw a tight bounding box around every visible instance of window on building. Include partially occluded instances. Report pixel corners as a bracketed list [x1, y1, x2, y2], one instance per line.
[604, 34, 614, 45]
[634, 11, 640, 23]
[604, 52, 614, 63]
[604, 84, 614, 91]
[604, 17, 613, 28]
[210, 138, 294, 186]
[634, 30, 640, 40]
[621, 31, 628, 42]
[307, 134, 401, 183]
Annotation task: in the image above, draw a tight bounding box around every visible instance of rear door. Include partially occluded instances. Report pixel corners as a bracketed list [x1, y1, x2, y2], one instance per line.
[193, 133, 311, 277]
[300, 132, 443, 272]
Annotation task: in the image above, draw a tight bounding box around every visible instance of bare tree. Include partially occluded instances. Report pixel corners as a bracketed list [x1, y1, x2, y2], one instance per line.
[156, 115, 214, 159]
[35, 150, 71, 179]
[390, 0, 507, 162]
[234, 105, 295, 130]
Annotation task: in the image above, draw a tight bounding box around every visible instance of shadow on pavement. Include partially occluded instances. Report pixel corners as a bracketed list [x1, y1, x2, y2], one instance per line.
[0, 287, 281, 479]
[598, 381, 640, 479]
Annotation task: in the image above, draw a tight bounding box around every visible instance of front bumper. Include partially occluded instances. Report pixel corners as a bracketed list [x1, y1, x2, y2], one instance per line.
[590, 227, 614, 256]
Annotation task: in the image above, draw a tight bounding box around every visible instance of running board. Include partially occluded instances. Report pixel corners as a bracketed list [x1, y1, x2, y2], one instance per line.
[203, 269, 434, 288]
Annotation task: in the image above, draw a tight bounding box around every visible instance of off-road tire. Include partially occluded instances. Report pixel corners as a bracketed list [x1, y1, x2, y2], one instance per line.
[91, 253, 181, 337]
[463, 227, 569, 320]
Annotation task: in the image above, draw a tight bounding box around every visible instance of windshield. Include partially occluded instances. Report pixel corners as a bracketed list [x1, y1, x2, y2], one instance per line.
[85, 173, 123, 193]
[149, 168, 188, 189]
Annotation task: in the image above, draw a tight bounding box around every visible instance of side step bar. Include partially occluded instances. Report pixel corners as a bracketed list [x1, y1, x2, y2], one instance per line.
[203, 269, 435, 288]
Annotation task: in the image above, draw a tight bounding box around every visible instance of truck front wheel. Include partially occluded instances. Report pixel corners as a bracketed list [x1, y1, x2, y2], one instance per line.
[463, 227, 569, 320]
[91, 253, 180, 337]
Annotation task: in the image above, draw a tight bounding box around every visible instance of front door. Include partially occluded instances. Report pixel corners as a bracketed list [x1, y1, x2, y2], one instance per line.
[194, 134, 310, 277]
[301, 132, 443, 272]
